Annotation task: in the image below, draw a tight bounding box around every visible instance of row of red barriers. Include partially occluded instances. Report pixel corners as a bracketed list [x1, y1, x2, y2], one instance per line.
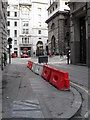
[27, 60, 33, 70]
[41, 65, 70, 90]
[27, 61, 70, 90]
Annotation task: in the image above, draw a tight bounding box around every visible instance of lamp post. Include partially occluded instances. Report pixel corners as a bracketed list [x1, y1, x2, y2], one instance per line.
[8, 37, 12, 64]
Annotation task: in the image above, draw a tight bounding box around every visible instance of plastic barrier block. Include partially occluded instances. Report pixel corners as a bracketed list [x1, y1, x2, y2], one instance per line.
[41, 65, 53, 81]
[27, 61, 30, 68]
[28, 61, 33, 70]
[50, 69, 70, 90]
[34, 64, 43, 76]
[31, 63, 36, 72]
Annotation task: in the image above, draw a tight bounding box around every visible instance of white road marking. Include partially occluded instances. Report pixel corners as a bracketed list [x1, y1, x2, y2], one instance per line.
[70, 82, 89, 118]
[70, 82, 89, 95]
[84, 110, 90, 118]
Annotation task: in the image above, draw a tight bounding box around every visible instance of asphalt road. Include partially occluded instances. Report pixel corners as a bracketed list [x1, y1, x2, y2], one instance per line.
[2, 57, 89, 119]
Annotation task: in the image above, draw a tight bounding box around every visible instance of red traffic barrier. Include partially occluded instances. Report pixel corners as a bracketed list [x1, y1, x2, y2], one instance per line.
[41, 65, 53, 81]
[27, 61, 30, 68]
[29, 61, 33, 70]
[27, 60, 33, 70]
[49, 69, 70, 90]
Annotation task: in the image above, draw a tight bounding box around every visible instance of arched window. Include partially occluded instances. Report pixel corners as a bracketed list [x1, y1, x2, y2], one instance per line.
[51, 36, 56, 55]
[51, 23, 55, 29]
[36, 41, 44, 56]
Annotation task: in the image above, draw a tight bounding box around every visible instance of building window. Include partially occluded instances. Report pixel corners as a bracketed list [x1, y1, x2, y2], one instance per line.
[22, 29, 25, 34]
[50, 9, 52, 14]
[38, 8, 41, 12]
[14, 40, 17, 45]
[14, 21, 17, 26]
[14, 12, 17, 17]
[39, 38, 41, 39]
[53, 7, 54, 11]
[65, 19, 67, 26]
[23, 22, 29, 27]
[39, 22, 41, 27]
[25, 38, 27, 43]
[7, 30, 10, 36]
[22, 29, 28, 34]
[22, 38, 23, 43]
[38, 30, 41, 34]
[51, 23, 55, 29]
[38, 15, 41, 22]
[14, 48, 17, 50]
[14, 5, 18, 9]
[14, 30, 17, 37]
[7, 11, 10, 16]
[7, 21, 10, 26]
[26, 29, 29, 34]
[28, 38, 29, 43]
[56, 4, 57, 8]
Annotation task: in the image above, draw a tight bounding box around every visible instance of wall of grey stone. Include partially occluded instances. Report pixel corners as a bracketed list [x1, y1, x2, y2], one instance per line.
[87, 2, 90, 68]
[48, 15, 59, 54]
[69, 2, 88, 65]
[58, 19, 64, 54]
[0, 0, 8, 70]
[47, 13, 70, 55]
[71, 17, 81, 64]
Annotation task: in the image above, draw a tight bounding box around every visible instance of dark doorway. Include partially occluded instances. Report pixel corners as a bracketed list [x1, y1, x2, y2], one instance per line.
[80, 17, 86, 64]
[14, 51, 18, 57]
[36, 41, 44, 56]
[46, 45, 49, 55]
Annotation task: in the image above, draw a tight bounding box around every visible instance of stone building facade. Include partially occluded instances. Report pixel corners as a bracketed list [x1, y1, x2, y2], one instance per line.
[46, 0, 70, 55]
[7, 0, 48, 57]
[0, 0, 8, 70]
[68, 1, 90, 67]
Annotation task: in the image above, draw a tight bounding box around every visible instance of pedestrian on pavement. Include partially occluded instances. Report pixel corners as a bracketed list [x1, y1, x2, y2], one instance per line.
[49, 51, 51, 57]
[67, 50, 71, 64]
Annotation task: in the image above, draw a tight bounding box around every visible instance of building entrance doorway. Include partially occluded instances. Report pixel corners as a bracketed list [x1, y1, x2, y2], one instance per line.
[36, 41, 44, 56]
[80, 17, 86, 64]
[14, 51, 18, 57]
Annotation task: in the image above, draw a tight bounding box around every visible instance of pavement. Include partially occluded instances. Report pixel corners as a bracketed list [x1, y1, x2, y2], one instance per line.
[0, 56, 89, 119]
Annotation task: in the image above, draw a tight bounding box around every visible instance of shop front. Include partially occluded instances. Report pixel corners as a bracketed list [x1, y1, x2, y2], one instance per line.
[19, 44, 32, 58]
